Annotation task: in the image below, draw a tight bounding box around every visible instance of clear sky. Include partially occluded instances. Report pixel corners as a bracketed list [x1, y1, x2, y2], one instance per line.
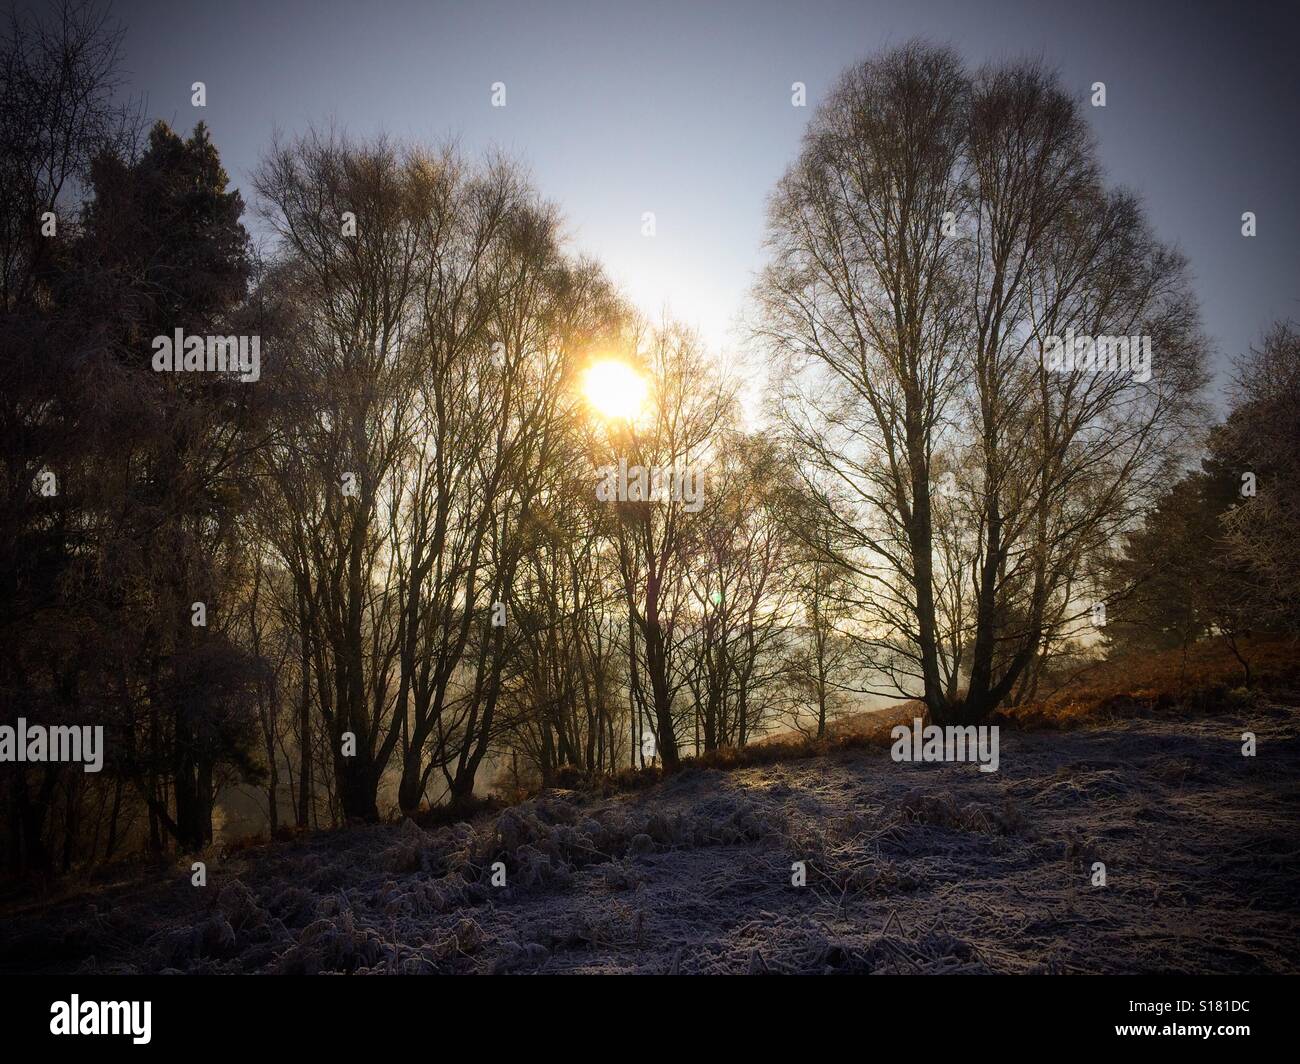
[107, 0, 1298, 402]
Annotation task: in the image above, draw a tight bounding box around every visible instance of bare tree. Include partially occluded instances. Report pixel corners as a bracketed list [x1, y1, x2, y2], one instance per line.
[757, 43, 1207, 723]
[594, 320, 735, 770]
[254, 132, 430, 820]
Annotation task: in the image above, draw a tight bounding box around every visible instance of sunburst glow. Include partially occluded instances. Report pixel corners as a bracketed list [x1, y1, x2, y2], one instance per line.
[581, 359, 649, 422]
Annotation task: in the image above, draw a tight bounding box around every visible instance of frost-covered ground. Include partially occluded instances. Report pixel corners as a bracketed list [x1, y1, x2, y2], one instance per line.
[3, 701, 1298, 974]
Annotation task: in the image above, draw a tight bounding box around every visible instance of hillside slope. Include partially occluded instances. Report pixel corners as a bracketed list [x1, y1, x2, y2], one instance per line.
[2, 698, 1298, 974]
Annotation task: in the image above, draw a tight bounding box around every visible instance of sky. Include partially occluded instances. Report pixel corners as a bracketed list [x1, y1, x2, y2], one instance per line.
[102, 0, 1299, 403]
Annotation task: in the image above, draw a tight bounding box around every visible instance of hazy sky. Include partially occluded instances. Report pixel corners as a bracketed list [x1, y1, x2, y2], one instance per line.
[110, 0, 1298, 401]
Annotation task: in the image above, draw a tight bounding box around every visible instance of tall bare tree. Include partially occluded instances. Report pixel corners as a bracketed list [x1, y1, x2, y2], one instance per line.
[758, 42, 1206, 723]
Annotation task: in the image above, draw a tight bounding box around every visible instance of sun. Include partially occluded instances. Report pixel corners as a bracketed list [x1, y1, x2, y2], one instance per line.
[581, 359, 649, 422]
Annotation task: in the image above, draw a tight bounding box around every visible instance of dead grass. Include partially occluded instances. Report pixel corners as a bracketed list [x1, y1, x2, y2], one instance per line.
[641, 635, 1300, 782]
[994, 635, 1300, 730]
[691, 700, 920, 771]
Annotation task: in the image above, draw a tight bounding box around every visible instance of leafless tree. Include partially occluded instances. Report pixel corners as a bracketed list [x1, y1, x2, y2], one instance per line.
[757, 43, 1207, 723]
